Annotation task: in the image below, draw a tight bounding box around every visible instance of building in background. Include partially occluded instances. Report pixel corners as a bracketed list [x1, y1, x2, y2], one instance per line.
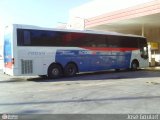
[67, 0, 160, 66]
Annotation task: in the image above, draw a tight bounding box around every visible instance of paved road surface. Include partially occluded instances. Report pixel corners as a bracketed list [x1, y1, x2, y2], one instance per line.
[0, 70, 160, 114]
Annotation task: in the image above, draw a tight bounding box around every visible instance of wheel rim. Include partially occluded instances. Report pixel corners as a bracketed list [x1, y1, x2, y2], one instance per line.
[65, 63, 77, 76]
[132, 63, 137, 69]
[68, 67, 75, 75]
[52, 68, 59, 76]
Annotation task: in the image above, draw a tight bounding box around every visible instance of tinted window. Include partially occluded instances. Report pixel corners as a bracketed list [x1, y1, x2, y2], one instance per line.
[119, 36, 139, 48]
[139, 38, 147, 48]
[92, 34, 107, 47]
[17, 29, 65, 46]
[17, 29, 24, 46]
[30, 30, 65, 46]
[138, 38, 148, 59]
[69, 33, 107, 47]
[24, 31, 31, 45]
[69, 33, 89, 47]
[107, 35, 120, 48]
[17, 29, 140, 48]
[106, 35, 139, 48]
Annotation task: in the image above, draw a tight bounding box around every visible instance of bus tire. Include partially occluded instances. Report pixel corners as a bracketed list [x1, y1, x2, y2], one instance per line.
[131, 60, 139, 71]
[48, 64, 63, 79]
[39, 75, 47, 79]
[115, 69, 120, 72]
[64, 63, 78, 77]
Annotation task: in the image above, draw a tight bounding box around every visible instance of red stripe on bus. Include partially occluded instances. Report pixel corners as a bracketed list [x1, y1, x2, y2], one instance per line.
[81, 47, 139, 52]
[5, 62, 13, 69]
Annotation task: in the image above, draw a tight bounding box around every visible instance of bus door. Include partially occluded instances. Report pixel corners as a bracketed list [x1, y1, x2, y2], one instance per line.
[139, 38, 149, 67]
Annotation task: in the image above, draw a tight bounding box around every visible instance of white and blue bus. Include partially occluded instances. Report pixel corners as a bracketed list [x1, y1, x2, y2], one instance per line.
[3, 24, 148, 78]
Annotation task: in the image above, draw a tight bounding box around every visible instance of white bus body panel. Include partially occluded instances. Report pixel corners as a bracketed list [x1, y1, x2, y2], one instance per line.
[15, 47, 84, 76]
[130, 50, 149, 68]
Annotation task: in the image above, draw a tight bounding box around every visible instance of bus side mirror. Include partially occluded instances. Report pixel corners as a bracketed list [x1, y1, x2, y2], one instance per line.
[141, 54, 148, 59]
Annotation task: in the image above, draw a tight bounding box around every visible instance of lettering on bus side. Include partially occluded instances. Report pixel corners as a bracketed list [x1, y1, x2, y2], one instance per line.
[28, 52, 45, 56]
[79, 50, 93, 55]
[57, 50, 75, 55]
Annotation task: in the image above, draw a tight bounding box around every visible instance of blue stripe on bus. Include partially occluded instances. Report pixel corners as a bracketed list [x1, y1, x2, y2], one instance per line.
[55, 49, 132, 72]
[4, 32, 12, 68]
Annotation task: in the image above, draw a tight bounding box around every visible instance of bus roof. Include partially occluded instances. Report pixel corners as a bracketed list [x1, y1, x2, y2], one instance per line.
[11, 24, 145, 38]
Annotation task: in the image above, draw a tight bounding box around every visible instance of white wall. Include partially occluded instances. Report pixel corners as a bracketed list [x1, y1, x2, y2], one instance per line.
[67, 0, 154, 30]
[71, 0, 153, 18]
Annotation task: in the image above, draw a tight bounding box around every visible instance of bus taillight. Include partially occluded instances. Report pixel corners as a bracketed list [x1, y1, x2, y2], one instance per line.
[12, 58, 15, 65]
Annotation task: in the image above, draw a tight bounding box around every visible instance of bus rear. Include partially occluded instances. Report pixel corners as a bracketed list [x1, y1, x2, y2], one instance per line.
[3, 25, 14, 75]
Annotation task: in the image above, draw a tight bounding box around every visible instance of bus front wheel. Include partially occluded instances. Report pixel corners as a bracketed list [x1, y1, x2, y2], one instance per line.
[48, 64, 63, 79]
[131, 61, 139, 71]
[64, 63, 78, 77]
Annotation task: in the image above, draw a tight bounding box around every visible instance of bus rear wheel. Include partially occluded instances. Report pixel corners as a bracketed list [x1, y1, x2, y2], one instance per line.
[64, 63, 77, 77]
[48, 64, 63, 79]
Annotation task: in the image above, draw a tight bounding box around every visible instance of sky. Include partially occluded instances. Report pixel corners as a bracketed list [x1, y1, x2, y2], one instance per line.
[0, 0, 91, 27]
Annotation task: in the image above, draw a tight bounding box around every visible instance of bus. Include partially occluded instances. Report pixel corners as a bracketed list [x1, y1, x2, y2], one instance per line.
[3, 24, 149, 78]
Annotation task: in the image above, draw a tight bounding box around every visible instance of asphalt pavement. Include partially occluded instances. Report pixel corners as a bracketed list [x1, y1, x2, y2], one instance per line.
[0, 69, 160, 114]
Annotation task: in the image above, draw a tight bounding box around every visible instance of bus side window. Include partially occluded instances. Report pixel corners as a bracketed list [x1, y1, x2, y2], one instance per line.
[23, 31, 31, 45]
[92, 35, 107, 47]
[17, 29, 23, 46]
[107, 35, 120, 48]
